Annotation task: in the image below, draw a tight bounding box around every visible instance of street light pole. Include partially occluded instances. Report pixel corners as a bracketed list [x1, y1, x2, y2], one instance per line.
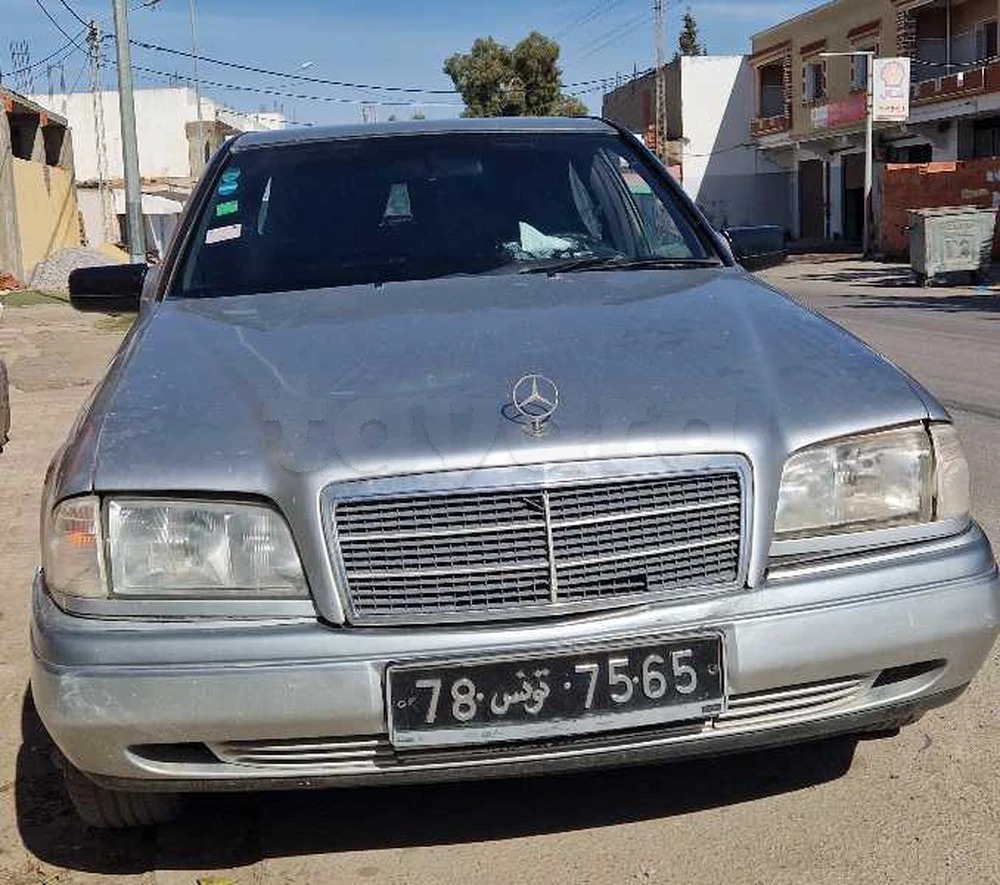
[864, 51, 874, 256]
[111, 0, 146, 263]
[821, 50, 876, 256]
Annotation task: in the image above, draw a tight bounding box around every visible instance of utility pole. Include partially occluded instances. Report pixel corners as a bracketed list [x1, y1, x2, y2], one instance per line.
[864, 52, 874, 257]
[111, 0, 146, 263]
[187, 0, 205, 171]
[652, 0, 666, 163]
[87, 22, 115, 243]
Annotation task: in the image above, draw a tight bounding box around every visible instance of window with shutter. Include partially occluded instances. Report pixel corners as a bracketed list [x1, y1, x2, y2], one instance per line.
[976, 21, 997, 62]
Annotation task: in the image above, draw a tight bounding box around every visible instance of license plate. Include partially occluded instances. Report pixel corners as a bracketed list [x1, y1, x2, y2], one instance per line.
[387, 635, 724, 748]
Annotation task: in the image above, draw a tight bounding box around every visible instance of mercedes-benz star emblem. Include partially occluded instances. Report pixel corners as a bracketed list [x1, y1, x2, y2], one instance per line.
[511, 373, 560, 437]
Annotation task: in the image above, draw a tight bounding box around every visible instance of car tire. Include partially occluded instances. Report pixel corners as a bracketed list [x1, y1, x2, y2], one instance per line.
[62, 758, 183, 828]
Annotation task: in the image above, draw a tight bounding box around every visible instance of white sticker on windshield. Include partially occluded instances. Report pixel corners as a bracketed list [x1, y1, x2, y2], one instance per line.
[205, 223, 241, 244]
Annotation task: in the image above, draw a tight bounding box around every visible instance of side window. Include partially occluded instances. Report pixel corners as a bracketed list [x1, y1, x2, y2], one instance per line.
[608, 151, 695, 258]
[568, 161, 603, 241]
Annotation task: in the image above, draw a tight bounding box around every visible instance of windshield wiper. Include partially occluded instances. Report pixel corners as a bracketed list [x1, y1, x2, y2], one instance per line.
[519, 256, 721, 275]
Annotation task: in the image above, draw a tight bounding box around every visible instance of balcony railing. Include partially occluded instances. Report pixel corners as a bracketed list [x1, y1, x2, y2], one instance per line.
[751, 114, 791, 138]
[910, 61, 1000, 105]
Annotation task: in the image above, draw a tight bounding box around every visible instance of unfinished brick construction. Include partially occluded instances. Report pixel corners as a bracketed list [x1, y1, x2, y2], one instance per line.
[880, 159, 1000, 258]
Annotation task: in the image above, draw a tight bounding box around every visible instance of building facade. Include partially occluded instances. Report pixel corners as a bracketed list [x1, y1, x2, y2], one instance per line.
[0, 88, 81, 283]
[751, 0, 1000, 245]
[28, 87, 284, 255]
[603, 56, 791, 232]
[33, 87, 284, 184]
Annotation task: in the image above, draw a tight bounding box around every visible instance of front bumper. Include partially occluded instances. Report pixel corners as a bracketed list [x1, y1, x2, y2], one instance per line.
[31, 525, 1000, 792]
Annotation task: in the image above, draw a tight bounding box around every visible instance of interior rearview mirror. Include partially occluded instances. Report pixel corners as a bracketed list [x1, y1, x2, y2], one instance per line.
[68, 263, 147, 313]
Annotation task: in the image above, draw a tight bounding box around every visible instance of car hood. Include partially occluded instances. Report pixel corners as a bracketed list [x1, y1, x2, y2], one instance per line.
[86, 268, 934, 493]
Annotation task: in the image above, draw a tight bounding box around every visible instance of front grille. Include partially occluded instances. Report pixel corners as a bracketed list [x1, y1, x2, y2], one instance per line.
[329, 468, 745, 623]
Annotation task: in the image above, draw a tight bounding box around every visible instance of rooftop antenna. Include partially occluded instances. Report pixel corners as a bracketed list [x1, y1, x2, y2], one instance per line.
[10, 40, 34, 93]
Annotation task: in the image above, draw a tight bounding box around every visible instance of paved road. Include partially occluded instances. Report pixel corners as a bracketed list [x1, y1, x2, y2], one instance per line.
[1, 266, 998, 885]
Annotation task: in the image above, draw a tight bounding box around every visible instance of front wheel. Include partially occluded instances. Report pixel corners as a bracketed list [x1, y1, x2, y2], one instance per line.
[62, 757, 183, 828]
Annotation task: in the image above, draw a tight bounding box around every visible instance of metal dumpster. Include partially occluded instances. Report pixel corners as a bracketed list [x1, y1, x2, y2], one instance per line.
[908, 206, 998, 286]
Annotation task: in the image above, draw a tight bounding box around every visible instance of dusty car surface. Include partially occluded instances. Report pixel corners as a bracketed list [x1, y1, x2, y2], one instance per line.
[33, 118, 1000, 828]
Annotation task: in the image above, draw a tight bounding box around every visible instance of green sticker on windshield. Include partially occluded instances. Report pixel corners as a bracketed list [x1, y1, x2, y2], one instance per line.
[216, 200, 239, 217]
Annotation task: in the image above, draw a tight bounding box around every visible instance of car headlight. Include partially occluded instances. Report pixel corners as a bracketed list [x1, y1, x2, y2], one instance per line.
[44, 498, 307, 599]
[774, 423, 969, 540]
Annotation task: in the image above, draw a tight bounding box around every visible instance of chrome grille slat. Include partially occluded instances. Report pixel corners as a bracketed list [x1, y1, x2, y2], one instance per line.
[555, 534, 740, 571]
[347, 559, 551, 580]
[209, 736, 393, 769]
[552, 510, 742, 562]
[716, 676, 868, 725]
[342, 519, 547, 543]
[550, 496, 741, 529]
[333, 491, 546, 535]
[330, 468, 745, 623]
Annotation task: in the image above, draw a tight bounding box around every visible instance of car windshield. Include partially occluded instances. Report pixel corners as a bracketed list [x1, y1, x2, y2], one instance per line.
[174, 131, 716, 297]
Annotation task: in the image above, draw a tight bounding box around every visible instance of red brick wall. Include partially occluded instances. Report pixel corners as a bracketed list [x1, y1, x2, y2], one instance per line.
[879, 159, 1000, 257]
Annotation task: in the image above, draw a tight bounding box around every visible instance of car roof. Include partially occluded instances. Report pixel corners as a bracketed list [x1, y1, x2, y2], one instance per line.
[233, 116, 618, 151]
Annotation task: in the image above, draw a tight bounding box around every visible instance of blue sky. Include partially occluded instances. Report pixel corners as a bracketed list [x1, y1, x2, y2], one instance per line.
[6, 0, 813, 124]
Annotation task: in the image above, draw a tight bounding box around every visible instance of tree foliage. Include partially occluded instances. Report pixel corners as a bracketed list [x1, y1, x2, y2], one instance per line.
[444, 31, 588, 118]
[676, 9, 706, 59]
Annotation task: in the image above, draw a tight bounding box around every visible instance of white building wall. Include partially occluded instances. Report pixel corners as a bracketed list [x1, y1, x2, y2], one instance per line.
[679, 56, 790, 231]
[32, 88, 285, 183]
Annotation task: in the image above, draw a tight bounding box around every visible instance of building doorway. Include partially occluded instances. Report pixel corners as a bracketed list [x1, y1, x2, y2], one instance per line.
[798, 159, 825, 241]
[842, 153, 865, 245]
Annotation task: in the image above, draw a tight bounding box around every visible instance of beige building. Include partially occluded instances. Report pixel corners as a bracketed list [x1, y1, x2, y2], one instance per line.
[751, 0, 1000, 244]
[0, 88, 81, 283]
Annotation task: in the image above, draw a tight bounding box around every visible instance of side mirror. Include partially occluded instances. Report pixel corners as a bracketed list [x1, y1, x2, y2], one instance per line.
[723, 226, 787, 270]
[68, 264, 147, 313]
[0, 358, 9, 452]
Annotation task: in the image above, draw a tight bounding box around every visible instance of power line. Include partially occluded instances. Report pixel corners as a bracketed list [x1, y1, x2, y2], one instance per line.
[128, 37, 619, 96]
[33, 0, 86, 51]
[574, 11, 648, 61]
[125, 61, 464, 107]
[130, 39, 460, 94]
[556, 0, 628, 39]
[54, 0, 89, 27]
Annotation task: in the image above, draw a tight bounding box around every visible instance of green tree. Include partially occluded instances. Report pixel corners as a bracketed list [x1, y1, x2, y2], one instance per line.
[676, 9, 706, 59]
[551, 94, 589, 117]
[444, 31, 589, 118]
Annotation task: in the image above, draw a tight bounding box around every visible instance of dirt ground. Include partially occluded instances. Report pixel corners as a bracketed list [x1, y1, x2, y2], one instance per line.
[0, 278, 998, 884]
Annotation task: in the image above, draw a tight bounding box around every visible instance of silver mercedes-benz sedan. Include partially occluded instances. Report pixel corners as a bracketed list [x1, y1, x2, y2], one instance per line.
[33, 118, 999, 827]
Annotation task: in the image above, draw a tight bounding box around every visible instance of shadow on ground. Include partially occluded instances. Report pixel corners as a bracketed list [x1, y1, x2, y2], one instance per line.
[17, 688, 860, 875]
[796, 266, 920, 289]
[771, 266, 1000, 317]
